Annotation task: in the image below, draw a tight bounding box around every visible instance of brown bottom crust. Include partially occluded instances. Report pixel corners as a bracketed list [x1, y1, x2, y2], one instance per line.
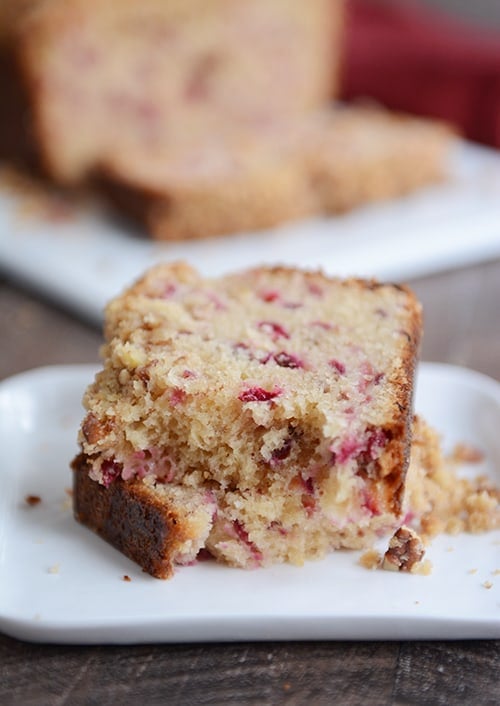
[72, 454, 183, 578]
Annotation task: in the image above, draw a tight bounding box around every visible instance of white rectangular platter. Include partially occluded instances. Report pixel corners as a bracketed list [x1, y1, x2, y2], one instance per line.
[1, 140, 500, 323]
[0, 362, 499, 644]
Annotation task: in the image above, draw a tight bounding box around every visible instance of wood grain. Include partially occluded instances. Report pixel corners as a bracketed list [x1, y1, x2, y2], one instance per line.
[0, 258, 499, 706]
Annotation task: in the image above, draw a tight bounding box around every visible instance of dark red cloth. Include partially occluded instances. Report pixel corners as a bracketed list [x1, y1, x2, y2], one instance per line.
[340, 0, 500, 147]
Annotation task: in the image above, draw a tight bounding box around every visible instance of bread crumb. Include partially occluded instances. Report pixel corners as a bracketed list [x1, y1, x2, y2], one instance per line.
[492, 569, 500, 576]
[450, 443, 485, 464]
[61, 496, 72, 511]
[25, 495, 41, 507]
[468, 568, 478, 575]
[405, 420, 500, 547]
[48, 564, 60, 575]
[359, 549, 382, 570]
[122, 574, 132, 582]
[412, 559, 433, 576]
[483, 581, 493, 589]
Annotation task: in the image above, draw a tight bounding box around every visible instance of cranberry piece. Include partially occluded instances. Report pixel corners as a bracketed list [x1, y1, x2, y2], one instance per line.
[334, 436, 362, 464]
[270, 436, 293, 463]
[358, 361, 383, 393]
[366, 429, 389, 459]
[259, 289, 280, 303]
[268, 521, 288, 536]
[307, 282, 324, 297]
[196, 548, 215, 562]
[311, 320, 334, 330]
[233, 519, 249, 542]
[101, 460, 122, 487]
[206, 291, 226, 310]
[329, 359, 346, 374]
[170, 388, 186, 406]
[258, 352, 273, 365]
[185, 53, 220, 102]
[182, 369, 196, 379]
[136, 100, 161, 123]
[233, 342, 250, 354]
[257, 321, 290, 340]
[161, 283, 177, 298]
[238, 386, 282, 402]
[233, 520, 263, 564]
[361, 489, 381, 516]
[274, 351, 303, 369]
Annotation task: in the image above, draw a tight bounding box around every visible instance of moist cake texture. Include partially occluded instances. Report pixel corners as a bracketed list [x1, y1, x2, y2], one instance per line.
[73, 262, 422, 577]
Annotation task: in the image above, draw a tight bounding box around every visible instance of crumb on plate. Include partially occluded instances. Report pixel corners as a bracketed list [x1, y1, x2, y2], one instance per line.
[25, 494, 41, 507]
[450, 442, 485, 464]
[359, 549, 382, 570]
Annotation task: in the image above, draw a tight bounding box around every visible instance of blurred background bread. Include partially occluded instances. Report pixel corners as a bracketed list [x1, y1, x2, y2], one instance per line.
[0, 1, 458, 240]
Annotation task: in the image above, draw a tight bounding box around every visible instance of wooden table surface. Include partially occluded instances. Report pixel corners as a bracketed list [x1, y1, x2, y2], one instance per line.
[1, 258, 499, 706]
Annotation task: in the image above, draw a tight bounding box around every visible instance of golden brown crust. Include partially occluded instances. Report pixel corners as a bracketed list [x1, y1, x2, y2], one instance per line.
[72, 454, 185, 578]
[388, 294, 422, 510]
[96, 159, 316, 242]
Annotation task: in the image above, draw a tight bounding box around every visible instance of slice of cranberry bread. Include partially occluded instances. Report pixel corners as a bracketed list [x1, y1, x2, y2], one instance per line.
[95, 105, 453, 241]
[73, 262, 422, 577]
[306, 105, 453, 213]
[96, 131, 317, 241]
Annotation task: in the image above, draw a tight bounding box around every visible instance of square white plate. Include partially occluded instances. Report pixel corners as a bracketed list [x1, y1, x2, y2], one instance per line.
[1, 140, 500, 324]
[0, 362, 499, 644]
